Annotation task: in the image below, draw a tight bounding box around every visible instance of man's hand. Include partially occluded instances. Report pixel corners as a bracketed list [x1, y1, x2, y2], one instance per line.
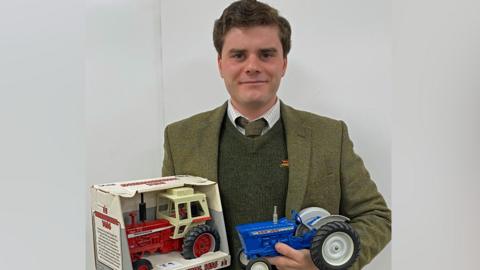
[266, 242, 318, 270]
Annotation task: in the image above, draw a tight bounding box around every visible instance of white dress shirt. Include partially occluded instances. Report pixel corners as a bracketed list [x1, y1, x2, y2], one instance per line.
[226, 98, 281, 136]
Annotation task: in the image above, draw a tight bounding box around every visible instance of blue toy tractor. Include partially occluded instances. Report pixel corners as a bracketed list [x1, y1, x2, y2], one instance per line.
[235, 207, 360, 270]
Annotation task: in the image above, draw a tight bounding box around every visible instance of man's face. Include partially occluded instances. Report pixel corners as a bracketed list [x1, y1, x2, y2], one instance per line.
[217, 25, 287, 113]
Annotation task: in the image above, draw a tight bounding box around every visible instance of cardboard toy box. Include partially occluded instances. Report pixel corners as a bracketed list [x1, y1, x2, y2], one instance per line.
[91, 175, 230, 270]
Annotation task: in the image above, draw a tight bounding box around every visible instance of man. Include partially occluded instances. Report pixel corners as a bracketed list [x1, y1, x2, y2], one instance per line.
[162, 1, 391, 269]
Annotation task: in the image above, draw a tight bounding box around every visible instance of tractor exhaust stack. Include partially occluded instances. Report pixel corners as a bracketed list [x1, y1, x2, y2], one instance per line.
[273, 205, 278, 224]
[139, 193, 146, 222]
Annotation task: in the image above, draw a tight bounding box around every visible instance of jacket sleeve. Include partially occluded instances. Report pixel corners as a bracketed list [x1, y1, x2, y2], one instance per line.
[161, 125, 175, 177]
[338, 121, 391, 270]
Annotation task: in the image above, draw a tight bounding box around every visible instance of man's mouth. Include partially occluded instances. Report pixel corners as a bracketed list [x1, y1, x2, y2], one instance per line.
[239, 80, 268, 84]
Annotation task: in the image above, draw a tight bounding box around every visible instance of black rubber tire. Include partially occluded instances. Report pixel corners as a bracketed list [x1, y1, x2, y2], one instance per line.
[246, 257, 272, 270]
[182, 224, 221, 259]
[310, 221, 360, 270]
[132, 259, 152, 270]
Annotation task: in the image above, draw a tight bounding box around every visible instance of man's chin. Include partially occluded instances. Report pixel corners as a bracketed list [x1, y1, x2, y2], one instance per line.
[238, 98, 275, 110]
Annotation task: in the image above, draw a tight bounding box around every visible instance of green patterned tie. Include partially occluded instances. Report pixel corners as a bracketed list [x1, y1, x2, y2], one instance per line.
[235, 117, 268, 137]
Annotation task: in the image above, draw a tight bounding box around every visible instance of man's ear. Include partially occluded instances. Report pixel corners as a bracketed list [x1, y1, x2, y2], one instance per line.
[217, 55, 224, 78]
[282, 56, 288, 77]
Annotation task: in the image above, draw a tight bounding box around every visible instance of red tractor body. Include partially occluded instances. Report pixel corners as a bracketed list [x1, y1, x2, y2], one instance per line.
[126, 212, 183, 261]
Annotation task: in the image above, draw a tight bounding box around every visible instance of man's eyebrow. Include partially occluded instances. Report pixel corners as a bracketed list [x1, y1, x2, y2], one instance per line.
[259, 48, 278, 53]
[227, 49, 246, 54]
[227, 48, 279, 54]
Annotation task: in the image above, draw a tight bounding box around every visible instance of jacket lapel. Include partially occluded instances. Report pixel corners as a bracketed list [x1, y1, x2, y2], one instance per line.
[195, 103, 227, 182]
[281, 103, 312, 218]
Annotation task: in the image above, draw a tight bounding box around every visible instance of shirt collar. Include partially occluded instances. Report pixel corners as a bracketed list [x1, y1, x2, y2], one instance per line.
[227, 98, 281, 134]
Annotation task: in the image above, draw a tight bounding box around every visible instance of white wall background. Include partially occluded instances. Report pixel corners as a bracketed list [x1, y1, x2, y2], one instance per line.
[392, 0, 480, 268]
[0, 0, 86, 269]
[2, 0, 478, 270]
[86, 0, 165, 268]
[86, 0, 391, 269]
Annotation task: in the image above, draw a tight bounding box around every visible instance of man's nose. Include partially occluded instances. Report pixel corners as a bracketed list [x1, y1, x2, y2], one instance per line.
[245, 55, 261, 74]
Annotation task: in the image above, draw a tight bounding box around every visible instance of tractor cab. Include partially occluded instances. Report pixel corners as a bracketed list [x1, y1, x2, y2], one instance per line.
[156, 187, 211, 239]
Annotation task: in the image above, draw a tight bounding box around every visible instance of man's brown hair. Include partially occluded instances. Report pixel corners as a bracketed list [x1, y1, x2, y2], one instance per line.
[213, 0, 291, 57]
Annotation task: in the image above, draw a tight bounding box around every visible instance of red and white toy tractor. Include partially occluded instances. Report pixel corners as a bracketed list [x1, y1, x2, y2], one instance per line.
[126, 186, 220, 270]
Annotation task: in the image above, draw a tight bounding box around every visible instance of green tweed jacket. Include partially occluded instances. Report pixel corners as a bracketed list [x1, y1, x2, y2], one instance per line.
[162, 102, 391, 270]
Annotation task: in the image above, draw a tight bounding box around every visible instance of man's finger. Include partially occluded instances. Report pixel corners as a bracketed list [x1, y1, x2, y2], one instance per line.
[274, 242, 303, 261]
[266, 255, 299, 269]
[272, 243, 318, 270]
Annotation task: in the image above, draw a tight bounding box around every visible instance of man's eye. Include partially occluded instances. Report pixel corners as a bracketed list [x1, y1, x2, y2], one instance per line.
[231, 53, 245, 60]
[261, 52, 274, 59]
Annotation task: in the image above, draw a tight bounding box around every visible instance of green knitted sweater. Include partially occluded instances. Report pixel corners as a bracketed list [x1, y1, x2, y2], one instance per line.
[218, 116, 289, 270]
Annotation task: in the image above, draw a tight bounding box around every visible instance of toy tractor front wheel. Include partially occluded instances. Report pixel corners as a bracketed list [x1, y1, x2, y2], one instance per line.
[182, 224, 220, 259]
[246, 257, 272, 270]
[237, 248, 249, 269]
[310, 221, 360, 270]
[132, 259, 152, 270]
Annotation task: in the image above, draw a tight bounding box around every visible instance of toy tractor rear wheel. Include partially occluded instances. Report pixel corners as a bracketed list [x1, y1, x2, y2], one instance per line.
[246, 257, 272, 270]
[310, 221, 360, 270]
[182, 224, 220, 259]
[132, 259, 152, 270]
